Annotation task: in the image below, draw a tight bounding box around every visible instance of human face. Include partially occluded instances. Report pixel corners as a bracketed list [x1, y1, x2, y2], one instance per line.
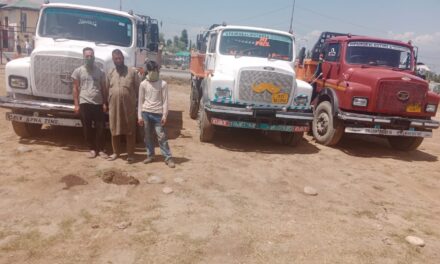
[112, 53, 124, 67]
[83, 50, 94, 60]
[83, 50, 95, 67]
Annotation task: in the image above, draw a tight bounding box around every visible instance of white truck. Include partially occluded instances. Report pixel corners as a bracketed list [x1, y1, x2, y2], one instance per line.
[0, 2, 160, 137]
[190, 24, 313, 144]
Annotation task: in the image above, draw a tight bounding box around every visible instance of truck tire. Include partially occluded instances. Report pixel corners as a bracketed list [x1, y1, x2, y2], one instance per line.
[189, 78, 200, 120]
[280, 132, 303, 147]
[312, 101, 343, 146]
[387, 136, 424, 151]
[12, 121, 42, 138]
[199, 103, 214, 142]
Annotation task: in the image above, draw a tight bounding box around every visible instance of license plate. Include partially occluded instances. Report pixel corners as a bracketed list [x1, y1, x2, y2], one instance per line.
[272, 93, 289, 104]
[6, 112, 82, 127]
[211, 117, 309, 132]
[345, 127, 432, 138]
[406, 104, 421, 113]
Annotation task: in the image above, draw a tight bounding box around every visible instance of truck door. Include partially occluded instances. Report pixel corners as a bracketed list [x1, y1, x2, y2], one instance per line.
[205, 33, 218, 72]
[321, 42, 342, 91]
[135, 21, 147, 68]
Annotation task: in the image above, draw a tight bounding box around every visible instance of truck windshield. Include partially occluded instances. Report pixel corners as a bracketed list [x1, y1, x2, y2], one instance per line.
[38, 7, 133, 47]
[219, 30, 293, 61]
[346, 41, 413, 70]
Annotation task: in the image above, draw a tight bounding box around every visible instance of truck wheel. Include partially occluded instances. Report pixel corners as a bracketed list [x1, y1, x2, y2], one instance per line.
[387, 136, 424, 151]
[189, 78, 200, 120]
[12, 121, 42, 138]
[280, 132, 303, 147]
[199, 103, 214, 142]
[312, 101, 343, 146]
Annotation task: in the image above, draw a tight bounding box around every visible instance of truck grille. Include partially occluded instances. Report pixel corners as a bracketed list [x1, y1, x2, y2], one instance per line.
[33, 55, 103, 100]
[376, 81, 427, 115]
[238, 69, 293, 105]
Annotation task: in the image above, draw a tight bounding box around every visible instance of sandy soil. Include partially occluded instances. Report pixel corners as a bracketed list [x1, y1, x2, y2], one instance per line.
[0, 66, 439, 264]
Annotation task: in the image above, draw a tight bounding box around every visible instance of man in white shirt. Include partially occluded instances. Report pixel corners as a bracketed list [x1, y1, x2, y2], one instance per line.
[138, 60, 175, 168]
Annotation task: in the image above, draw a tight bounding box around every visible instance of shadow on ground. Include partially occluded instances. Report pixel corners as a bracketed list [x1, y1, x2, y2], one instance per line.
[335, 134, 438, 162]
[212, 128, 320, 155]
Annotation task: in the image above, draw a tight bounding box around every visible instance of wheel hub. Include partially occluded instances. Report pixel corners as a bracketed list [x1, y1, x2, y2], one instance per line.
[317, 113, 329, 135]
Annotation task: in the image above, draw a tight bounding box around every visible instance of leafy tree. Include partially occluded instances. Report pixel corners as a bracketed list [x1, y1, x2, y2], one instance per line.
[180, 29, 189, 48]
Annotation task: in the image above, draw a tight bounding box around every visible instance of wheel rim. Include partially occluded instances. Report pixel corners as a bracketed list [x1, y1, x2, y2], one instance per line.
[316, 112, 330, 136]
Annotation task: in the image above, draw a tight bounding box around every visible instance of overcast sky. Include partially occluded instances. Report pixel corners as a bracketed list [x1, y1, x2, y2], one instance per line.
[51, 0, 440, 72]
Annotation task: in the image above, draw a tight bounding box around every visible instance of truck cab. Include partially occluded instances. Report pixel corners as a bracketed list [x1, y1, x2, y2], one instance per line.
[0, 3, 160, 138]
[190, 25, 313, 145]
[296, 33, 440, 150]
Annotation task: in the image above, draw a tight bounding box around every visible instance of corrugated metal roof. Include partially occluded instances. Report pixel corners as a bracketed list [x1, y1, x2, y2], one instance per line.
[0, 0, 42, 10]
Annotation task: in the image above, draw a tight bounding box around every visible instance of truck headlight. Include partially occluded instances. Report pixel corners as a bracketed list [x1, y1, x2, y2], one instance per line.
[425, 104, 437, 113]
[9, 75, 28, 89]
[294, 94, 308, 106]
[352, 97, 368, 107]
[215, 87, 231, 98]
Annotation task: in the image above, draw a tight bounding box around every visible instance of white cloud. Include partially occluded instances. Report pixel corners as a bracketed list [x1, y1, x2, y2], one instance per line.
[388, 31, 440, 73]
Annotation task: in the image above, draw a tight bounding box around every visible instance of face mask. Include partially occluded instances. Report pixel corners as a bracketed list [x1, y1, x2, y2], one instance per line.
[84, 57, 95, 67]
[148, 71, 159, 82]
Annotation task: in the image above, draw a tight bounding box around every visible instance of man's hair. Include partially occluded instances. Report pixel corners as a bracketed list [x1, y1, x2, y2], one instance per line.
[146, 60, 159, 72]
[112, 49, 124, 57]
[83, 47, 94, 55]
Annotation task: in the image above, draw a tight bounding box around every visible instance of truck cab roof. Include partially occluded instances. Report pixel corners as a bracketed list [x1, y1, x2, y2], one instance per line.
[42, 3, 138, 21]
[328, 35, 413, 48]
[208, 25, 294, 38]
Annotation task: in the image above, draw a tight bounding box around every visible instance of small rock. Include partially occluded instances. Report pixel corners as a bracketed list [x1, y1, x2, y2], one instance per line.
[116, 221, 131, 230]
[16, 146, 31, 153]
[147, 176, 165, 184]
[128, 177, 140, 185]
[162, 187, 174, 194]
[405, 236, 425, 247]
[173, 177, 185, 184]
[304, 186, 318, 196]
[382, 237, 392, 245]
[92, 224, 100, 229]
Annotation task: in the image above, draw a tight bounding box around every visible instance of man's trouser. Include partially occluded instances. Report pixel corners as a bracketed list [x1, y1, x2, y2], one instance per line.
[79, 103, 105, 152]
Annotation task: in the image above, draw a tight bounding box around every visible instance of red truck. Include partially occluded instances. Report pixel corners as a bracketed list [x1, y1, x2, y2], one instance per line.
[295, 32, 440, 151]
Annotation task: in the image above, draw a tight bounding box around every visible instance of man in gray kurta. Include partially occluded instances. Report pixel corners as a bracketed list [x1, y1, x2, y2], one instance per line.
[107, 49, 140, 163]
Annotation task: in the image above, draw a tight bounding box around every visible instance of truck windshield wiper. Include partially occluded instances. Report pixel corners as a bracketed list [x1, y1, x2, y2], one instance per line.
[95, 40, 123, 46]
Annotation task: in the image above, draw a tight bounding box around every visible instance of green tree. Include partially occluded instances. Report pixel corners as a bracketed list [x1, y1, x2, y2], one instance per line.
[159, 33, 165, 45]
[180, 29, 189, 48]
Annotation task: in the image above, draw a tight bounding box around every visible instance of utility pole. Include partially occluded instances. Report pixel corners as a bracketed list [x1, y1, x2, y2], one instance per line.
[289, 0, 296, 34]
[119, 0, 122, 11]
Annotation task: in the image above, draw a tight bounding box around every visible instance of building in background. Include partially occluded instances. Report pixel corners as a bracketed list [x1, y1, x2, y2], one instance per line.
[0, 0, 41, 52]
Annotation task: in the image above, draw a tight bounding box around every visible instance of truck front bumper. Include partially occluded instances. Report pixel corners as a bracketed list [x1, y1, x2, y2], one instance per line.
[0, 96, 74, 113]
[338, 110, 439, 138]
[205, 103, 313, 132]
[0, 96, 81, 127]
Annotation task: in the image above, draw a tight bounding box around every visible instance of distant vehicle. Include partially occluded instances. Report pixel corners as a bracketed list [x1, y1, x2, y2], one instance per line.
[190, 24, 313, 145]
[296, 32, 440, 151]
[0, 2, 160, 138]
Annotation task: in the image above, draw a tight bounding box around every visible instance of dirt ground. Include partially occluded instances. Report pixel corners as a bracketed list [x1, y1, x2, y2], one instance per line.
[0, 65, 439, 264]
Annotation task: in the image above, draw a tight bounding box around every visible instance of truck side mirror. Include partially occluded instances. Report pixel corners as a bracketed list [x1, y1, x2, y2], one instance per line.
[147, 23, 159, 52]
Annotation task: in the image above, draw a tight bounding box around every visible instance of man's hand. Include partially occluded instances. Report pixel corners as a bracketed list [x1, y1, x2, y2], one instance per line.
[138, 119, 144, 127]
[103, 104, 108, 113]
[74, 105, 80, 115]
[161, 117, 167, 126]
